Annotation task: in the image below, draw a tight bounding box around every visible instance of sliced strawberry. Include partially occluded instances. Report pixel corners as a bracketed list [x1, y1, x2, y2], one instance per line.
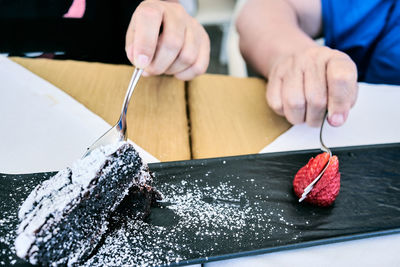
[293, 152, 340, 207]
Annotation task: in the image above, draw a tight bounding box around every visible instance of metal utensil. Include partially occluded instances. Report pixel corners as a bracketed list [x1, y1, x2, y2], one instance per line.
[299, 111, 332, 202]
[82, 68, 143, 158]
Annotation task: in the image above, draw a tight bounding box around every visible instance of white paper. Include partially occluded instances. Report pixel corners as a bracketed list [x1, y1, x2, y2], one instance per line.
[260, 82, 400, 153]
[0, 56, 159, 174]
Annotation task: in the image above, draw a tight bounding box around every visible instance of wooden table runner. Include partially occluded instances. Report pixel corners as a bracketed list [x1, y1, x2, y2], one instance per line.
[11, 57, 190, 162]
[188, 74, 290, 159]
[10, 58, 291, 161]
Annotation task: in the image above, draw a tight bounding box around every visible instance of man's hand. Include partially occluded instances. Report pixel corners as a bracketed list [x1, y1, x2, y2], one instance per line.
[125, 0, 210, 80]
[266, 46, 358, 127]
[237, 0, 359, 127]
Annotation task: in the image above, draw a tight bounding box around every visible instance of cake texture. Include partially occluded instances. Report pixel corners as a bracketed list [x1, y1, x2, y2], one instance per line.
[15, 142, 160, 266]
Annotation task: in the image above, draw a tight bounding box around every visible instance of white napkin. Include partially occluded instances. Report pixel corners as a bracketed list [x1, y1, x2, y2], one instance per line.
[0, 56, 159, 174]
[260, 82, 400, 153]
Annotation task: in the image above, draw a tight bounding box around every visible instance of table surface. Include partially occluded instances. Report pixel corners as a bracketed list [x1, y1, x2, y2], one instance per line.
[10, 57, 290, 162]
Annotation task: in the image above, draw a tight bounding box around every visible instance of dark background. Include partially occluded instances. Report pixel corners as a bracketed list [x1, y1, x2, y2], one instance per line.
[0, 0, 141, 64]
[0, 0, 229, 75]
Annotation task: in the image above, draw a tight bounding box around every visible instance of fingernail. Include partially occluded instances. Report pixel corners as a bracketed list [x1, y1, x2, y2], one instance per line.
[134, 54, 149, 69]
[329, 113, 345, 126]
[142, 71, 150, 77]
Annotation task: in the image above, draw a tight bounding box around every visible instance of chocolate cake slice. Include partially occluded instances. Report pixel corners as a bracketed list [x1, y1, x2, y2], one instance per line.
[15, 142, 161, 266]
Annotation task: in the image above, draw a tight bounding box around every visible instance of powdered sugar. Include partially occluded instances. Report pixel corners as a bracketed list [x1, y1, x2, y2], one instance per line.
[14, 141, 151, 265]
[0, 173, 48, 266]
[71, 142, 123, 187]
[7, 151, 303, 266]
[85, 173, 299, 266]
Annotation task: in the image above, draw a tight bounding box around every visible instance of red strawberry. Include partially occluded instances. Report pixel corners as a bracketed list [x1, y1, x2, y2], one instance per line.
[293, 152, 340, 207]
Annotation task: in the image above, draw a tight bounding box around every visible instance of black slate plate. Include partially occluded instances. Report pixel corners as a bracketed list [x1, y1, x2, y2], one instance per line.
[1, 143, 400, 266]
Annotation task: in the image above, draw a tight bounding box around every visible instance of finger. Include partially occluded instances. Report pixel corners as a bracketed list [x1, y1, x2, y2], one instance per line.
[266, 65, 284, 116]
[174, 33, 210, 80]
[326, 55, 358, 127]
[165, 20, 201, 75]
[125, 2, 163, 68]
[281, 58, 306, 124]
[146, 5, 186, 75]
[304, 60, 327, 127]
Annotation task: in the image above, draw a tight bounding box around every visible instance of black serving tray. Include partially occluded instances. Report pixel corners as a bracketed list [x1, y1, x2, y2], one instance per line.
[1, 143, 400, 266]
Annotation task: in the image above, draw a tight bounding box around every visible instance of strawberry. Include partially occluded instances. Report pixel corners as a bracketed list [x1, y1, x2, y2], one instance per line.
[293, 152, 340, 207]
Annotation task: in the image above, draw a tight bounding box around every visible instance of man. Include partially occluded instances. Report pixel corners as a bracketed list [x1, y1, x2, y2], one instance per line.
[0, 0, 210, 80]
[236, 0, 400, 127]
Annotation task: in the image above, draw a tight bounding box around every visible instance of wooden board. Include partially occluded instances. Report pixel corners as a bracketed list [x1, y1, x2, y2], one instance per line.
[188, 74, 291, 159]
[11, 57, 191, 162]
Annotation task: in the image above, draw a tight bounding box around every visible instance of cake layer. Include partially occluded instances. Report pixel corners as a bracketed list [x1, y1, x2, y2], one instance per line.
[15, 142, 159, 266]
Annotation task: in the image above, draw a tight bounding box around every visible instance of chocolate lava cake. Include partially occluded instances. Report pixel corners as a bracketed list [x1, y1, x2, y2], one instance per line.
[15, 142, 161, 266]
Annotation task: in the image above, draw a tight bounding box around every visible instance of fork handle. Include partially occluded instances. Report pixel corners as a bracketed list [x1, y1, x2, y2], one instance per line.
[119, 68, 144, 134]
[299, 111, 332, 202]
[320, 111, 332, 157]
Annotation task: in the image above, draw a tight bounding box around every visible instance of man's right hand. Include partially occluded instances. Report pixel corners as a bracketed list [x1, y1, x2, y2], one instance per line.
[266, 46, 358, 127]
[237, 0, 359, 127]
[125, 0, 210, 81]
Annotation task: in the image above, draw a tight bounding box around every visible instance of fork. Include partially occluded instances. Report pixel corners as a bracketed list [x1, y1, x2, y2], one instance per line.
[299, 111, 332, 202]
[82, 68, 143, 158]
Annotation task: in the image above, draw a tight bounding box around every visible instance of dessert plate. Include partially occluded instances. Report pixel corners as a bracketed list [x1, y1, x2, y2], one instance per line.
[1, 143, 400, 266]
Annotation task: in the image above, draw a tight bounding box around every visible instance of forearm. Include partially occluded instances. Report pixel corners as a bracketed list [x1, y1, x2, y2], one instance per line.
[236, 0, 319, 78]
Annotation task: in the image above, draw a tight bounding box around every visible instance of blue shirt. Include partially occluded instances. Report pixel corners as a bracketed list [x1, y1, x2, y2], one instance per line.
[322, 0, 400, 85]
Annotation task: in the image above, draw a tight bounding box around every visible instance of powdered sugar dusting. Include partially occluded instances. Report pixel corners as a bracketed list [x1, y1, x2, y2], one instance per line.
[71, 142, 123, 187]
[0, 173, 52, 266]
[14, 141, 151, 265]
[85, 172, 300, 266]
[3, 154, 304, 266]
